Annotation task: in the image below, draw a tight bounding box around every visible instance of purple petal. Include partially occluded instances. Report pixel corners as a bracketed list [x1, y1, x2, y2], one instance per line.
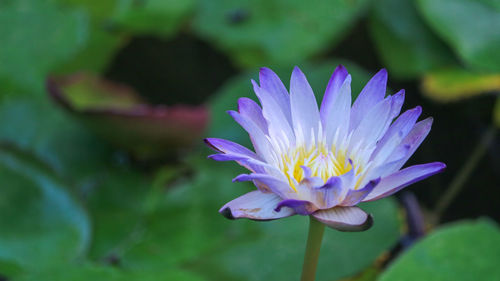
[210, 155, 275, 174]
[227, 110, 272, 161]
[363, 150, 410, 182]
[387, 117, 434, 170]
[299, 174, 324, 189]
[300, 165, 313, 178]
[233, 173, 295, 199]
[205, 138, 259, 159]
[320, 65, 349, 127]
[350, 69, 388, 131]
[314, 176, 344, 209]
[275, 199, 318, 215]
[220, 191, 295, 220]
[238, 97, 268, 134]
[389, 89, 405, 119]
[290, 66, 320, 145]
[297, 170, 353, 209]
[208, 154, 248, 161]
[363, 162, 446, 201]
[312, 206, 373, 232]
[323, 75, 352, 144]
[259, 67, 292, 123]
[350, 96, 393, 149]
[252, 81, 295, 143]
[205, 138, 266, 173]
[370, 106, 422, 164]
[340, 178, 380, 206]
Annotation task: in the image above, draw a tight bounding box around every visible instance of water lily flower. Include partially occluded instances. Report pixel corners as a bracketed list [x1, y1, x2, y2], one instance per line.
[205, 66, 445, 232]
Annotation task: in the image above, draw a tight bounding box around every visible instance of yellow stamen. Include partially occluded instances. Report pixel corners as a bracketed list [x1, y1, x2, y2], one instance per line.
[279, 142, 354, 191]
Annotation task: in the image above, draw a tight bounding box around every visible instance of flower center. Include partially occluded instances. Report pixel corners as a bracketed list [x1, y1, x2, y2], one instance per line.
[279, 143, 353, 190]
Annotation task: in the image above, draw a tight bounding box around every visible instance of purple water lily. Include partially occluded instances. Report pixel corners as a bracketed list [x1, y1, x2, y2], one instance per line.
[205, 66, 445, 231]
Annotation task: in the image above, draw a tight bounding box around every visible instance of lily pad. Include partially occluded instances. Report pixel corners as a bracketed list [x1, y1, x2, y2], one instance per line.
[416, 0, 500, 72]
[379, 219, 500, 281]
[50, 0, 126, 74]
[16, 263, 207, 281]
[111, 0, 194, 37]
[193, 0, 371, 68]
[119, 158, 248, 270]
[0, 94, 152, 261]
[0, 146, 91, 269]
[369, 0, 455, 79]
[0, 0, 88, 94]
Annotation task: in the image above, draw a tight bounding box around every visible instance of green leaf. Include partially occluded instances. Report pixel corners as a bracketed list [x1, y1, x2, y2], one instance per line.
[55, 0, 119, 20]
[55, 25, 125, 74]
[421, 68, 500, 102]
[416, 0, 500, 72]
[0, 146, 91, 269]
[49, 0, 125, 74]
[193, 0, 371, 68]
[369, 0, 455, 79]
[0, 258, 24, 280]
[17, 263, 206, 281]
[0, 94, 152, 261]
[119, 160, 248, 270]
[0, 0, 89, 94]
[111, 0, 194, 37]
[379, 219, 500, 281]
[85, 166, 153, 260]
[208, 60, 371, 146]
[0, 96, 113, 180]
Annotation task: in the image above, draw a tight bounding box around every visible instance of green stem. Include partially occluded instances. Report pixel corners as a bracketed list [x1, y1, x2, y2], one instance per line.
[433, 126, 497, 222]
[300, 217, 325, 281]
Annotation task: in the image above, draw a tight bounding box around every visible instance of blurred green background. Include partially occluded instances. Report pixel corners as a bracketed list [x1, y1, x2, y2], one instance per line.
[0, 0, 499, 280]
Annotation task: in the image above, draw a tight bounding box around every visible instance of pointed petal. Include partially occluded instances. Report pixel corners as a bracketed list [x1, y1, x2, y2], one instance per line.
[370, 106, 422, 164]
[233, 173, 295, 199]
[389, 89, 405, 119]
[320, 65, 349, 126]
[350, 69, 388, 131]
[312, 206, 373, 232]
[238, 97, 268, 134]
[290, 66, 320, 145]
[340, 178, 380, 206]
[362, 149, 410, 183]
[219, 191, 295, 220]
[388, 117, 434, 170]
[363, 162, 446, 201]
[324, 75, 352, 144]
[252, 81, 295, 144]
[350, 97, 392, 149]
[350, 91, 404, 150]
[205, 138, 259, 159]
[259, 67, 292, 123]
[227, 110, 272, 162]
[275, 199, 318, 215]
[205, 138, 266, 173]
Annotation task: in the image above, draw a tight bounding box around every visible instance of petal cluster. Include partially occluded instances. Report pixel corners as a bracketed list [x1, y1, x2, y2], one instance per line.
[206, 66, 445, 231]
